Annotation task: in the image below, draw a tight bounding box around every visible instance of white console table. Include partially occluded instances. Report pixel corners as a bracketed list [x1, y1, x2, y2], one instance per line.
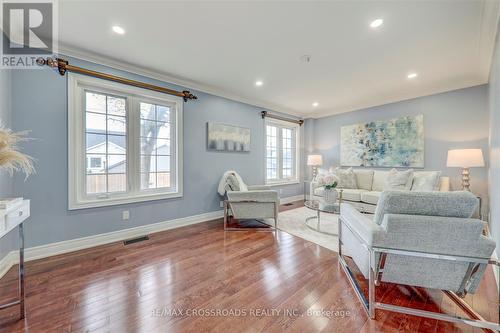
[0, 199, 30, 319]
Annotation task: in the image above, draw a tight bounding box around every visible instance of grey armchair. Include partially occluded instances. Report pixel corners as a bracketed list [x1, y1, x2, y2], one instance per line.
[218, 171, 279, 231]
[339, 191, 498, 331]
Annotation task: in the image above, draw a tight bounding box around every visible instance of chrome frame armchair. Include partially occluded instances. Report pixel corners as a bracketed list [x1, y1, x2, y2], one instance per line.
[223, 183, 279, 232]
[338, 191, 499, 331]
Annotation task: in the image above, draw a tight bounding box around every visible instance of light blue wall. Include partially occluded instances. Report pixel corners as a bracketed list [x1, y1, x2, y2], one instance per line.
[0, 69, 17, 260]
[488, 21, 500, 257]
[311, 85, 490, 213]
[11, 57, 303, 248]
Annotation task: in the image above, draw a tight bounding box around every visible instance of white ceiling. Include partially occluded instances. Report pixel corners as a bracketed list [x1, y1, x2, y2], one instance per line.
[58, 0, 500, 118]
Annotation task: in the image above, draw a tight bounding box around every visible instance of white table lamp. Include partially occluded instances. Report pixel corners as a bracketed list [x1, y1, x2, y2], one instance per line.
[446, 149, 484, 191]
[307, 154, 323, 179]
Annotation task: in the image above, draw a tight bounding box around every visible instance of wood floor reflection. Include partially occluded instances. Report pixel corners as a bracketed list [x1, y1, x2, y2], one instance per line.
[0, 201, 497, 332]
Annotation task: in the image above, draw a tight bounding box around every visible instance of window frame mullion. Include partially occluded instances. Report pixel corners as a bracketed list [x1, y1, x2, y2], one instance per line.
[128, 96, 140, 194]
[277, 127, 283, 180]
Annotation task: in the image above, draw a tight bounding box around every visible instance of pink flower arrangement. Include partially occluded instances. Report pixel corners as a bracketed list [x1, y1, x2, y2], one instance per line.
[316, 173, 339, 190]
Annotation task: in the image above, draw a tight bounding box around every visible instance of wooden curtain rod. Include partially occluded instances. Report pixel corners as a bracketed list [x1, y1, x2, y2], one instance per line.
[36, 57, 197, 102]
[261, 111, 304, 126]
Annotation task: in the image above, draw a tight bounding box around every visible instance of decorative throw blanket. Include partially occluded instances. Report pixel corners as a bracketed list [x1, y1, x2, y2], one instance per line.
[217, 171, 245, 196]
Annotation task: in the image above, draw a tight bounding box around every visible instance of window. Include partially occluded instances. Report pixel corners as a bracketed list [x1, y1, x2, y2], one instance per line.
[85, 91, 127, 194]
[140, 102, 172, 190]
[69, 74, 183, 209]
[265, 120, 300, 184]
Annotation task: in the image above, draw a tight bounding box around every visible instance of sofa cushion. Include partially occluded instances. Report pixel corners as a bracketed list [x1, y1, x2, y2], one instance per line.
[384, 169, 414, 190]
[372, 170, 389, 191]
[361, 191, 381, 205]
[354, 169, 374, 191]
[334, 167, 358, 189]
[339, 189, 368, 202]
[314, 167, 335, 181]
[315, 188, 367, 201]
[412, 171, 441, 191]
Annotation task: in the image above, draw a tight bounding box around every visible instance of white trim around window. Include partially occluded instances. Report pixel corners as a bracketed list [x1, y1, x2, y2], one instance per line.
[68, 73, 183, 210]
[264, 118, 300, 186]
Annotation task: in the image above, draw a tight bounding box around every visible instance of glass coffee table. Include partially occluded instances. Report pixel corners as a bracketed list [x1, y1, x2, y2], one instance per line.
[304, 199, 339, 236]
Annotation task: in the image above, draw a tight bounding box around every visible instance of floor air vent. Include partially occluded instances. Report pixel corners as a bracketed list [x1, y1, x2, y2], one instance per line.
[124, 235, 150, 245]
[283, 203, 294, 206]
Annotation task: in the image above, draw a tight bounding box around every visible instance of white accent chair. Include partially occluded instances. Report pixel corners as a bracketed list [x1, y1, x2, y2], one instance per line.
[218, 171, 279, 231]
[339, 191, 498, 330]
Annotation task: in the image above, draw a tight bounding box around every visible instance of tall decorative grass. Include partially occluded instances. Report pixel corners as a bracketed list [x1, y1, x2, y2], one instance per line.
[0, 128, 34, 178]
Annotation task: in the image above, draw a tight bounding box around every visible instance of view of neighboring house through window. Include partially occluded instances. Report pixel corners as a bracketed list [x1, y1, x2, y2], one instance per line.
[265, 120, 299, 184]
[69, 73, 183, 209]
[85, 92, 127, 194]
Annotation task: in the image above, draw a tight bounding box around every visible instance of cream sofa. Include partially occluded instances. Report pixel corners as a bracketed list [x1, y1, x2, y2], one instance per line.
[310, 169, 450, 213]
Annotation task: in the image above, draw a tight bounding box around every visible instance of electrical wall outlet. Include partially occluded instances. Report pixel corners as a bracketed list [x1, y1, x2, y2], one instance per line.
[122, 210, 130, 220]
[279, 189, 283, 195]
[219, 201, 224, 208]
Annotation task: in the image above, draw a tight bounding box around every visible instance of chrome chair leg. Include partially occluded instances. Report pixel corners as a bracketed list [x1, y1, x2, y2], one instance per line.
[368, 249, 376, 319]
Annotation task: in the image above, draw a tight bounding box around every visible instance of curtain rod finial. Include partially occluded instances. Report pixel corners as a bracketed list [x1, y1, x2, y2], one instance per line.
[36, 57, 68, 76]
[182, 90, 197, 102]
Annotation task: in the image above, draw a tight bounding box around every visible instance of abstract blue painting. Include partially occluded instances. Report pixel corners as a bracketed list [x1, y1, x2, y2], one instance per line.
[340, 114, 424, 167]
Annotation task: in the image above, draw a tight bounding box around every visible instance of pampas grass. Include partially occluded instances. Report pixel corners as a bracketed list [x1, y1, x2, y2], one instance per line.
[0, 127, 34, 178]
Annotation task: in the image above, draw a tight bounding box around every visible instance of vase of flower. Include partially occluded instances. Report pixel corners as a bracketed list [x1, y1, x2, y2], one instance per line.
[316, 173, 340, 205]
[323, 188, 338, 204]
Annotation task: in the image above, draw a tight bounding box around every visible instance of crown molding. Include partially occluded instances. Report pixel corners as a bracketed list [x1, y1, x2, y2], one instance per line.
[57, 44, 307, 118]
[479, 0, 500, 81]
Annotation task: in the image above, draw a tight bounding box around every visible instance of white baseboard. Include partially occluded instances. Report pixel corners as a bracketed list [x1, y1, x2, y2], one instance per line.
[0, 251, 17, 279]
[0, 210, 223, 279]
[281, 195, 303, 204]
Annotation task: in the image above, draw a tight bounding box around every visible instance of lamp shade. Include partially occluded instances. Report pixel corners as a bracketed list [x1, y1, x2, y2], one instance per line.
[307, 154, 323, 166]
[446, 149, 485, 168]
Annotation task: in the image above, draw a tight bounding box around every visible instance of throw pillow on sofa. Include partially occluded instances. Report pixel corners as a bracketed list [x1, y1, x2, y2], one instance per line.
[384, 168, 414, 190]
[334, 167, 358, 189]
[411, 171, 441, 191]
[314, 167, 335, 182]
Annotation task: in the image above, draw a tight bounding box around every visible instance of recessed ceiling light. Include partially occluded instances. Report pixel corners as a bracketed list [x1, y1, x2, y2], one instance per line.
[255, 80, 263, 86]
[312, 102, 319, 107]
[407, 73, 418, 79]
[112, 26, 125, 35]
[370, 19, 384, 28]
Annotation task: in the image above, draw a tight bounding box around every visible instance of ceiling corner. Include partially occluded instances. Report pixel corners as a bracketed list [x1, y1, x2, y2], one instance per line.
[478, 0, 500, 80]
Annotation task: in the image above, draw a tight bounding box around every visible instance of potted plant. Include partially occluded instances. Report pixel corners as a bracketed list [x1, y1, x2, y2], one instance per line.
[316, 173, 339, 204]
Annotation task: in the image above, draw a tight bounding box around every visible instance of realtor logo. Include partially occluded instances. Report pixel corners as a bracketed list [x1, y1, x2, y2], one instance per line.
[1, 0, 57, 68]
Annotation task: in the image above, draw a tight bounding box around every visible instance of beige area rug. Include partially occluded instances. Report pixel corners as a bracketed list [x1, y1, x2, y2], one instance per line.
[277, 207, 339, 252]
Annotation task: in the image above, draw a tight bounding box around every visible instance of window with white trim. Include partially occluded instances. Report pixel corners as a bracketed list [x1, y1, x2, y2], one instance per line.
[265, 120, 299, 184]
[69, 73, 183, 209]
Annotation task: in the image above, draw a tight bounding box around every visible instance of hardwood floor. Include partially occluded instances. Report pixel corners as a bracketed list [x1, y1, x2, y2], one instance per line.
[0, 201, 497, 332]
